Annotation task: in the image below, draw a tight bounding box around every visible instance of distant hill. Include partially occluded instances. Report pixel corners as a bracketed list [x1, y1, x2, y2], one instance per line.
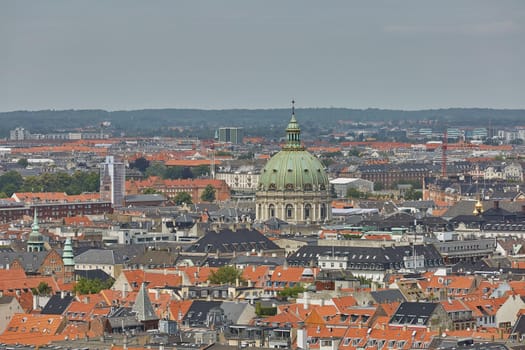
[0, 108, 524, 138]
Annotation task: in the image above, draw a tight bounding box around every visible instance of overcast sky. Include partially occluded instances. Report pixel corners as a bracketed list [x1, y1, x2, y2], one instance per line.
[1, 1, 524, 111]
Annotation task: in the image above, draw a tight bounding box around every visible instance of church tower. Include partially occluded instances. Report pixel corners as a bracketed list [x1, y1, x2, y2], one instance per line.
[62, 238, 75, 283]
[27, 209, 45, 252]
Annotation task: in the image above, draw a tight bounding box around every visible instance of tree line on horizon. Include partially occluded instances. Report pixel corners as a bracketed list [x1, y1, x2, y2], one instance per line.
[0, 170, 100, 198]
[0, 107, 524, 138]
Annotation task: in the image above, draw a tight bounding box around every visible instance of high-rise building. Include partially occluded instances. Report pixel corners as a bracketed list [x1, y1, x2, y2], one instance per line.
[100, 156, 125, 208]
[9, 127, 31, 141]
[217, 127, 244, 144]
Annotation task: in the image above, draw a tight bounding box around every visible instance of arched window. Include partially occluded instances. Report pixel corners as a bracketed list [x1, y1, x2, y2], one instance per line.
[304, 204, 311, 219]
[286, 204, 294, 219]
[320, 204, 326, 220]
[269, 204, 275, 218]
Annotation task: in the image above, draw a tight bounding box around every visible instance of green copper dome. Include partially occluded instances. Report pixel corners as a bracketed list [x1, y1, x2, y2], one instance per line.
[258, 111, 329, 192]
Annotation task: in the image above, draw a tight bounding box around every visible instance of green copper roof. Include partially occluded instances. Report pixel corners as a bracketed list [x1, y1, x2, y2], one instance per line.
[258, 112, 329, 191]
[62, 238, 74, 266]
[28, 209, 43, 243]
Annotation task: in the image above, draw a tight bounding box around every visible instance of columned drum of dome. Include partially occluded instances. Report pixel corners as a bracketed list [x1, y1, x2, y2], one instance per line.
[256, 105, 332, 225]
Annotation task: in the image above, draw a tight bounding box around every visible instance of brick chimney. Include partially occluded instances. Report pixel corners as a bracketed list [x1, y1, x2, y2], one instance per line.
[494, 200, 499, 209]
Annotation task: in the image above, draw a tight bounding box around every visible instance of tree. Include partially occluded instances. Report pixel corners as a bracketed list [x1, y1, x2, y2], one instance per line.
[165, 166, 184, 179]
[278, 284, 305, 299]
[200, 184, 216, 202]
[404, 189, 423, 201]
[0, 171, 23, 196]
[73, 277, 115, 295]
[142, 188, 159, 194]
[346, 187, 368, 199]
[174, 192, 193, 205]
[208, 265, 244, 285]
[373, 182, 384, 191]
[31, 282, 52, 296]
[255, 302, 277, 316]
[129, 157, 150, 173]
[192, 165, 210, 178]
[17, 158, 29, 168]
[145, 162, 167, 178]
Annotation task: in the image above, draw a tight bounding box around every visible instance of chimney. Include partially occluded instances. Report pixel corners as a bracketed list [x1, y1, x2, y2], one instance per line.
[297, 328, 307, 350]
[494, 201, 499, 209]
[303, 292, 309, 310]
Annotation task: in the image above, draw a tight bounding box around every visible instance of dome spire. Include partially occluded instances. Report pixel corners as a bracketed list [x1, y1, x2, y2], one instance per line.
[27, 208, 44, 252]
[284, 99, 303, 151]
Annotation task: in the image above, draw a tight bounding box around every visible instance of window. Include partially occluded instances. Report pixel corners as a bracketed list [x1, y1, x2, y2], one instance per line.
[304, 204, 311, 219]
[269, 204, 275, 217]
[286, 204, 294, 219]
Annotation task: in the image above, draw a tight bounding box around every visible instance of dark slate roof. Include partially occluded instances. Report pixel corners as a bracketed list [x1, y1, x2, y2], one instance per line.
[183, 300, 222, 327]
[444, 200, 525, 220]
[358, 212, 418, 230]
[450, 259, 492, 274]
[74, 268, 113, 282]
[41, 294, 74, 315]
[128, 250, 178, 267]
[370, 289, 406, 304]
[175, 213, 197, 228]
[132, 283, 158, 322]
[287, 244, 443, 269]
[125, 194, 166, 203]
[262, 217, 289, 230]
[0, 251, 48, 273]
[208, 207, 243, 222]
[0, 295, 15, 305]
[107, 307, 143, 328]
[72, 245, 154, 266]
[389, 302, 438, 326]
[186, 228, 281, 254]
[202, 257, 233, 267]
[220, 301, 252, 324]
[356, 200, 397, 215]
[401, 200, 435, 209]
[511, 314, 525, 336]
[75, 249, 116, 264]
[443, 200, 486, 219]
[231, 255, 286, 267]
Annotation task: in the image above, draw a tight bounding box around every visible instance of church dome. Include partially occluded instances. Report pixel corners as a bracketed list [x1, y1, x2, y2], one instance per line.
[258, 110, 329, 192]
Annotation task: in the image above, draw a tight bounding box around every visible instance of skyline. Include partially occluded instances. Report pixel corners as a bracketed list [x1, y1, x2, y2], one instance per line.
[2, 0, 524, 112]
